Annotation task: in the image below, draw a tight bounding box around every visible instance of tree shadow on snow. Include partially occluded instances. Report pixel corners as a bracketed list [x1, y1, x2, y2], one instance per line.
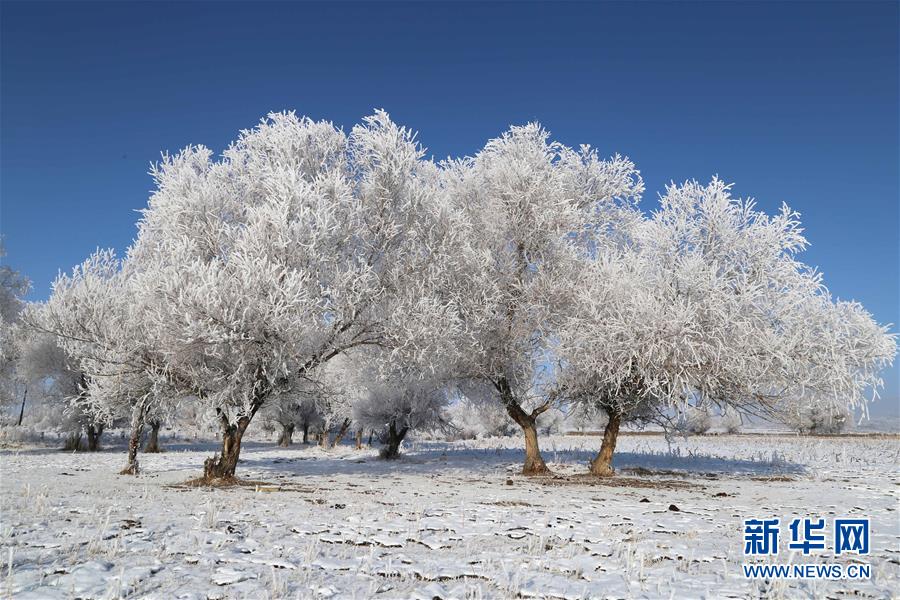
[233, 440, 806, 480]
[610, 450, 805, 476]
[1, 437, 806, 481]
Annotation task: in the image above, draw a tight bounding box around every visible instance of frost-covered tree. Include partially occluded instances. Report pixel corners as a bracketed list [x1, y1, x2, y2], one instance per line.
[351, 356, 450, 459]
[537, 406, 566, 435]
[294, 397, 321, 445]
[556, 179, 896, 476]
[302, 341, 452, 457]
[121, 111, 459, 479]
[143, 417, 165, 453]
[674, 406, 712, 436]
[0, 242, 31, 422]
[13, 329, 106, 449]
[301, 357, 357, 449]
[558, 403, 609, 434]
[28, 251, 170, 472]
[785, 404, 849, 435]
[446, 392, 516, 440]
[261, 387, 325, 447]
[263, 395, 302, 447]
[720, 410, 743, 434]
[440, 123, 643, 474]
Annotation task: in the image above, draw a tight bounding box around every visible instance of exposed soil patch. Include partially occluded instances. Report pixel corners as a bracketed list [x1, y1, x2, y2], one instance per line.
[168, 476, 275, 489]
[536, 473, 699, 490]
[619, 467, 720, 479]
[169, 475, 321, 492]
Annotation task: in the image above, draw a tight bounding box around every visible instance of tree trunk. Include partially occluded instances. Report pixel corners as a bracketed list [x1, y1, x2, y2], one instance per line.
[589, 411, 621, 476]
[203, 399, 265, 481]
[144, 420, 162, 453]
[367, 430, 374, 447]
[497, 377, 550, 475]
[521, 420, 549, 475]
[354, 428, 363, 450]
[203, 418, 250, 480]
[302, 422, 309, 444]
[121, 403, 147, 475]
[318, 426, 328, 448]
[85, 423, 104, 452]
[17, 385, 27, 426]
[277, 422, 294, 447]
[381, 420, 408, 460]
[331, 418, 351, 448]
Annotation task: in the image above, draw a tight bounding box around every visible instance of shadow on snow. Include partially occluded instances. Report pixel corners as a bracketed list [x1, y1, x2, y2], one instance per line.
[234, 439, 806, 479]
[0, 437, 806, 478]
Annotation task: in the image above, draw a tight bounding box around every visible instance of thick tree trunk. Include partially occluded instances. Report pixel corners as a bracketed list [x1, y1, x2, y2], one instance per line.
[203, 418, 249, 480]
[497, 377, 550, 475]
[85, 423, 104, 452]
[318, 426, 328, 447]
[144, 420, 162, 453]
[331, 418, 351, 448]
[521, 420, 549, 475]
[203, 399, 264, 480]
[381, 421, 408, 460]
[17, 385, 27, 426]
[589, 411, 621, 476]
[367, 430, 374, 447]
[302, 422, 309, 444]
[354, 428, 363, 450]
[121, 403, 147, 475]
[277, 423, 294, 447]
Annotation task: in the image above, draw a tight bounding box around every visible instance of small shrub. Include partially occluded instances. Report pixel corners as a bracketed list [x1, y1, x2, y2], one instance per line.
[721, 411, 742, 434]
[675, 407, 712, 435]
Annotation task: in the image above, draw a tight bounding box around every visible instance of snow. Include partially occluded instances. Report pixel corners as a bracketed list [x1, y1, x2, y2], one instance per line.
[1, 433, 898, 598]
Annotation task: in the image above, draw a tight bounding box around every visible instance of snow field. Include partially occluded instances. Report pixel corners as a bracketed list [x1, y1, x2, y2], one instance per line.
[1, 433, 897, 599]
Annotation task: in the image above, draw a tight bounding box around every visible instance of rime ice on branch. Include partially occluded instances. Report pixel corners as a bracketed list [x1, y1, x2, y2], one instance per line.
[438, 123, 644, 474]
[554, 178, 896, 475]
[117, 111, 456, 479]
[27, 113, 896, 482]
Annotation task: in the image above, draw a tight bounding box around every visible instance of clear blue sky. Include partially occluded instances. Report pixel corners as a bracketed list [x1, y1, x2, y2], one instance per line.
[2, 1, 897, 414]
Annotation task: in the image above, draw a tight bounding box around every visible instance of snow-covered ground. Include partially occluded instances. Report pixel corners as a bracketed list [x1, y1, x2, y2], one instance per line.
[1, 433, 897, 599]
